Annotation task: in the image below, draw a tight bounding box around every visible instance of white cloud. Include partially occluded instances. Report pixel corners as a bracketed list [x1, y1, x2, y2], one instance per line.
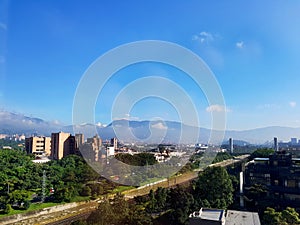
[113, 114, 139, 121]
[96, 122, 107, 127]
[151, 122, 168, 130]
[236, 41, 244, 49]
[289, 101, 297, 108]
[193, 31, 215, 44]
[206, 104, 231, 113]
[52, 120, 62, 125]
[0, 22, 7, 30]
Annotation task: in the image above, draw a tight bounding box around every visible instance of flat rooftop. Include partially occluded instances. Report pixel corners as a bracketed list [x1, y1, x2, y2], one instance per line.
[225, 210, 261, 225]
[190, 208, 225, 222]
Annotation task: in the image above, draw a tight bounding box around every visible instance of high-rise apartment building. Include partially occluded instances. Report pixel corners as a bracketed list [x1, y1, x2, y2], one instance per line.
[86, 134, 102, 161]
[51, 132, 76, 160]
[75, 133, 84, 149]
[25, 136, 51, 156]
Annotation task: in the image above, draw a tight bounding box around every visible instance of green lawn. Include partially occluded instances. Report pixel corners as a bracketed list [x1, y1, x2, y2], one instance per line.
[0, 202, 60, 218]
[70, 196, 90, 202]
[112, 185, 135, 193]
[0, 196, 91, 219]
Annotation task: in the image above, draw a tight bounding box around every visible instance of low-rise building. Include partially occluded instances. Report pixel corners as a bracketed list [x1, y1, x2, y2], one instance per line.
[189, 208, 260, 225]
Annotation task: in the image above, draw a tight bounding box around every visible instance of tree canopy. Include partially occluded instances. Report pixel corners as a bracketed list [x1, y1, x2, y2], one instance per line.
[251, 148, 274, 159]
[115, 153, 157, 166]
[194, 166, 234, 209]
[262, 207, 300, 225]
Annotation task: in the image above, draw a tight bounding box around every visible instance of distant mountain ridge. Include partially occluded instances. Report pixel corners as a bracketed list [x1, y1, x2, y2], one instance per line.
[1, 110, 299, 144]
[0, 111, 61, 135]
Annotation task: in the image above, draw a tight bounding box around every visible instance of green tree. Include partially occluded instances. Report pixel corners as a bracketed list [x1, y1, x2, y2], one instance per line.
[4, 204, 12, 214]
[80, 186, 92, 197]
[126, 204, 152, 225]
[281, 207, 300, 225]
[88, 199, 115, 225]
[146, 189, 157, 213]
[251, 148, 274, 159]
[9, 190, 30, 209]
[212, 152, 233, 164]
[115, 153, 157, 166]
[262, 207, 300, 225]
[168, 186, 195, 225]
[194, 166, 233, 209]
[262, 207, 284, 225]
[154, 187, 168, 211]
[87, 193, 152, 225]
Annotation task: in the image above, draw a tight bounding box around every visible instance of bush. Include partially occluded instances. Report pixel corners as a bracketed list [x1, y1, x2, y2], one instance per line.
[23, 200, 31, 210]
[80, 186, 92, 197]
[4, 204, 12, 214]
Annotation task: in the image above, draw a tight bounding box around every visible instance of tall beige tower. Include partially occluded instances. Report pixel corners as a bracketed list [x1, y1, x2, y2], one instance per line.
[51, 132, 75, 160]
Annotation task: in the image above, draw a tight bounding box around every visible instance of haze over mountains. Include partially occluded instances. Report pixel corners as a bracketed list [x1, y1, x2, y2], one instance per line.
[1, 110, 299, 144]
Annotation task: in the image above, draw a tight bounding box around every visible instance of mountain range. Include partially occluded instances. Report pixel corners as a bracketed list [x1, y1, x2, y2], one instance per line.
[1, 110, 300, 144]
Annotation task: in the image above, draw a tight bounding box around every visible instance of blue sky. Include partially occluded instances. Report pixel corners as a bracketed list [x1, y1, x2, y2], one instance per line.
[1, 0, 300, 130]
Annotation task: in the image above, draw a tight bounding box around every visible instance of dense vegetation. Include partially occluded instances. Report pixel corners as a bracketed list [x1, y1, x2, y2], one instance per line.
[250, 148, 274, 159]
[0, 149, 40, 212]
[115, 153, 157, 166]
[0, 149, 118, 214]
[194, 166, 234, 209]
[86, 193, 152, 225]
[75, 166, 234, 225]
[178, 152, 233, 174]
[0, 139, 24, 151]
[262, 207, 300, 225]
[4, 146, 297, 224]
[212, 152, 233, 164]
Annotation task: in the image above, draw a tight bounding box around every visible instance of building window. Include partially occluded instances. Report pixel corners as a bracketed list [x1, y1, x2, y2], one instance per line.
[287, 180, 296, 188]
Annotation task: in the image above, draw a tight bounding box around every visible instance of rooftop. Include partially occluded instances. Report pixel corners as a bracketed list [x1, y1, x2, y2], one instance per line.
[190, 208, 225, 222]
[189, 208, 261, 225]
[225, 210, 261, 225]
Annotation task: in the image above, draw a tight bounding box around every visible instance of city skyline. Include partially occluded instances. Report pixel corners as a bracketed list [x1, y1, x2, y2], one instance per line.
[1, 1, 300, 130]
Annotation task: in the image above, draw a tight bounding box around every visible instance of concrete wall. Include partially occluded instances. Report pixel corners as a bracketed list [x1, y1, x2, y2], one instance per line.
[0, 202, 84, 225]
